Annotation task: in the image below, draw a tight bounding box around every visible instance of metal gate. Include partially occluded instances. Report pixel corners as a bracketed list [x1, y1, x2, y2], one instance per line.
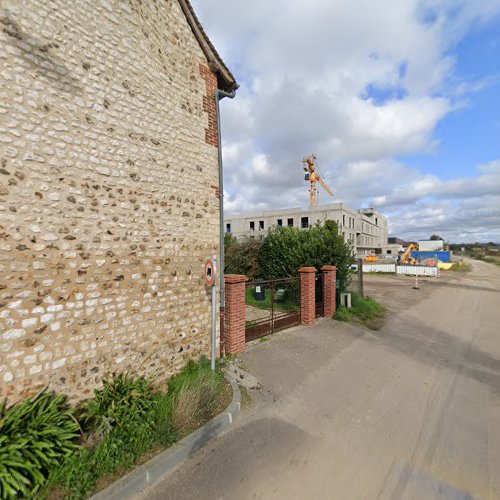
[315, 272, 324, 317]
[245, 277, 301, 342]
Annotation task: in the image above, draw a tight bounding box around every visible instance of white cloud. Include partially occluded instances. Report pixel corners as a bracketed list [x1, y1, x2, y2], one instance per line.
[193, 0, 500, 242]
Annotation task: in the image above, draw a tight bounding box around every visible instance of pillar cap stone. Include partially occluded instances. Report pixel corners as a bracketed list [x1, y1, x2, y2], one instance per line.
[321, 265, 337, 271]
[298, 267, 317, 273]
[224, 274, 249, 284]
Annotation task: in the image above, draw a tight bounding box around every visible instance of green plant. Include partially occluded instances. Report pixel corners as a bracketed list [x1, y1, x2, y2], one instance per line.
[350, 293, 384, 330]
[257, 221, 355, 291]
[43, 374, 175, 499]
[82, 373, 157, 435]
[450, 261, 472, 272]
[225, 238, 262, 279]
[41, 359, 228, 499]
[333, 294, 384, 330]
[333, 305, 350, 321]
[167, 357, 224, 433]
[0, 391, 79, 499]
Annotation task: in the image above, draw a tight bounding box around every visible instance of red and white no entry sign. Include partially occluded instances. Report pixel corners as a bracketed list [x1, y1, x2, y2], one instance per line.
[204, 258, 216, 287]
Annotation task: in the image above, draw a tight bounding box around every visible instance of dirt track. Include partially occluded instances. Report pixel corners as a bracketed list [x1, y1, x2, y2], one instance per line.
[140, 259, 500, 500]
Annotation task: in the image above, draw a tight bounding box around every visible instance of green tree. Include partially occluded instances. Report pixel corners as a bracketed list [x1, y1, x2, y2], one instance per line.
[224, 232, 236, 250]
[257, 220, 355, 291]
[429, 234, 444, 240]
[224, 238, 262, 279]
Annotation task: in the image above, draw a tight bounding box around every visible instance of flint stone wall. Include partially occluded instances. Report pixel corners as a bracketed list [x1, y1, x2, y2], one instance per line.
[0, 0, 221, 402]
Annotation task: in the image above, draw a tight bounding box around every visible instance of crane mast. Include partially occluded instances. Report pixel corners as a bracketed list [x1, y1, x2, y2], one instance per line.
[302, 153, 333, 208]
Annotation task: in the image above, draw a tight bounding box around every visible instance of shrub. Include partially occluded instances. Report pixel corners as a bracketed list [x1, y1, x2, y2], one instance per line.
[0, 391, 80, 499]
[82, 373, 157, 435]
[257, 220, 355, 291]
[225, 238, 262, 279]
[333, 306, 350, 321]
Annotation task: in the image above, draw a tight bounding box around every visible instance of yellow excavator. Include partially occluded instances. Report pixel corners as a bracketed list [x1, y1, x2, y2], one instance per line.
[400, 243, 418, 264]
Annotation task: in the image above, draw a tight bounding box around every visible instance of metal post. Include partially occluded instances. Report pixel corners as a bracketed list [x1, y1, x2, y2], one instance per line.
[210, 255, 218, 372]
[357, 258, 364, 297]
[413, 271, 420, 290]
[211, 281, 217, 371]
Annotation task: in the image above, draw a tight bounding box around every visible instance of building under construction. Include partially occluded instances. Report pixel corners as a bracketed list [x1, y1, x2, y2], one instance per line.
[225, 203, 389, 258]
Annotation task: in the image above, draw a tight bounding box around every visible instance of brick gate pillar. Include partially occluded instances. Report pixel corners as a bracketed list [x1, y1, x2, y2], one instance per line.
[224, 275, 248, 354]
[321, 265, 337, 317]
[299, 267, 316, 326]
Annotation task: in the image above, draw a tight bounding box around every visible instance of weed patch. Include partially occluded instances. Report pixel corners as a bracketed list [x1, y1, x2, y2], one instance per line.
[450, 261, 472, 272]
[333, 305, 350, 321]
[333, 293, 385, 330]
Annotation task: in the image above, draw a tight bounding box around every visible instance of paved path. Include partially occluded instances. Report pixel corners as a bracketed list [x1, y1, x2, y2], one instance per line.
[140, 260, 500, 500]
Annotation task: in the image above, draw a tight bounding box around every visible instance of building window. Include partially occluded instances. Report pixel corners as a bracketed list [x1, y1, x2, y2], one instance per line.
[375, 217, 378, 225]
[250, 221, 255, 231]
[226, 223, 231, 233]
[342, 215, 345, 227]
[287, 218, 294, 227]
[301, 217, 309, 228]
[259, 220, 264, 230]
[277, 219, 283, 227]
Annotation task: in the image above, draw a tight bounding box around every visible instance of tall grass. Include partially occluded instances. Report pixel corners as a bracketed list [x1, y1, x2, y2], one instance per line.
[167, 357, 225, 433]
[333, 293, 385, 330]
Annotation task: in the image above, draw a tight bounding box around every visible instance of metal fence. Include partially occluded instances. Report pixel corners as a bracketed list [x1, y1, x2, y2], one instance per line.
[245, 277, 301, 342]
[362, 263, 396, 273]
[396, 265, 439, 277]
[361, 263, 439, 277]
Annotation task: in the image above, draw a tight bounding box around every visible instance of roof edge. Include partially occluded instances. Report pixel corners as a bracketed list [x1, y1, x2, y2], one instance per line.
[178, 0, 237, 92]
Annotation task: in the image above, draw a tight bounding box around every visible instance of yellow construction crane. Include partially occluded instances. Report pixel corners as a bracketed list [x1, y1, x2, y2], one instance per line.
[302, 153, 333, 208]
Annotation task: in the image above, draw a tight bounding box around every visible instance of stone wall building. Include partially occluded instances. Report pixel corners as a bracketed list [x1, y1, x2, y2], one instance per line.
[0, 0, 236, 402]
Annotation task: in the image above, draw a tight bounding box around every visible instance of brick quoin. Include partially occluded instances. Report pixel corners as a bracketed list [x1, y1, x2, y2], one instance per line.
[224, 274, 248, 354]
[199, 63, 219, 148]
[299, 267, 316, 326]
[322, 265, 337, 317]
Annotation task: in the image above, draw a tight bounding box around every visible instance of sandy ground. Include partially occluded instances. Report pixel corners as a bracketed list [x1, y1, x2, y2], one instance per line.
[139, 259, 500, 500]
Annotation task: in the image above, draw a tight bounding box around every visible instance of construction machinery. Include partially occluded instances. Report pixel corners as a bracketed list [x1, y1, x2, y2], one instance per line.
[400, 243, 418, 265]
[365, 255, 378, 263]
[302, 154, 333, 208]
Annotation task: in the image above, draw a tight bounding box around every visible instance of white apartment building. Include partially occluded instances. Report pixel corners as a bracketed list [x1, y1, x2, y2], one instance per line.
[225, 203, 389, 257]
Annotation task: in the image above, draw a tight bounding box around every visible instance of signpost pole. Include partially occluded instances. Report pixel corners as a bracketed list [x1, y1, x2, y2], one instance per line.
[210, 256, 217, 372]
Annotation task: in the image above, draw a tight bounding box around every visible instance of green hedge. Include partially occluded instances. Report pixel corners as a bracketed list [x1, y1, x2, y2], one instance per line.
[257, 220, 355, 290]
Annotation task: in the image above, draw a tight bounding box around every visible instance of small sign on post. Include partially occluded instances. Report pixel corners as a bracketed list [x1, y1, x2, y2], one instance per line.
[204, 258, 216, 287]
[205, 257, 217, 371]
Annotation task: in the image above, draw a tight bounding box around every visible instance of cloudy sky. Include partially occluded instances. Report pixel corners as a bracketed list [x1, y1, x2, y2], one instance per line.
[192, 0, 500, 243]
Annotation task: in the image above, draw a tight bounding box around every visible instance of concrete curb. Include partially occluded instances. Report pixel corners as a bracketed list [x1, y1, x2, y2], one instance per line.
[91, 373, 241, 500]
